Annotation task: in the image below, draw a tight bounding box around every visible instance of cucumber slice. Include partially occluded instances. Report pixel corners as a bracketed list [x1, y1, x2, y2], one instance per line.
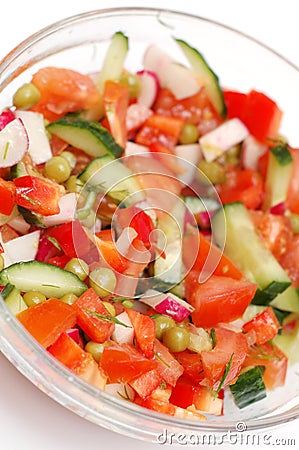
[175, 38, 226, 118]
[230, 366, 266, 409]
[18, 206, 46, 228]
[47, 117, 123, 158]
[11, 161, 28, 178]
[79, 155, 144, 205]
[0, 261, 87, 298]
[1, 284, 27, 315]
[263, 144, 293, 210]
[274, 319, 299, 364]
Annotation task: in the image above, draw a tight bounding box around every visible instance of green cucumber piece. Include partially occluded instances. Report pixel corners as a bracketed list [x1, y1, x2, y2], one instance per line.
[0, 261, 87, 298]
[176, 38, 226, 118]
[11, 161, 28, 178]
[18, 206, 46, 228]
[230, 366, 266, 409]
[79, 155, 144, 205]
[47, 117, 123, 158]
[263, 144, 293, 210]
[1, 284, 28, 315]
[252, 281, 291, 306]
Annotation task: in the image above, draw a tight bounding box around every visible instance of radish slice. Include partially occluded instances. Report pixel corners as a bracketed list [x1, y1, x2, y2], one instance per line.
[126, 103, 152, 132]
[0, 230, 40, 267]
[105, 383, 135, 401]
[0, 110, 15, 131]
[162, 62, 200, 100]
[111, 311, 134, 344]
[140, 289, 194, 322]
[42, 193, 77, 227]
[199, 118, 249, 162]
[137, 70, 159, 108]
[143, 44, 173, 86]
[241, 134, 268, 170]
[0, 118, 28, 168]
[270, 201, 286, 215]
[66, 328, 81, 344]
[15, 110, 52, 164]
[125, 141, 149, 157]
[174, 144, 202, 185]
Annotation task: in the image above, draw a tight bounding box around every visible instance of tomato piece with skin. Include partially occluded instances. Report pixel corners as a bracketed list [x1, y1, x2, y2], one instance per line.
[48, 332, 88, 370]
[47, 254, 70, 268]
[49, 220, 91, 259]
[30, 67, 100, 122]
[135, 113, 185, 149]
[17, 297, 77, 348]
[154, 339, 184, 387]
[185, 273, 257, 328]
[129, 368, 163, 399]
[279, 235, 299, 287]
[286, 148, 299, 214]
[223, 90, 247, 120]
[169, 376, 196, 409]
[126, 307, 156, 359]
[0, 178, 16, 216]
[115, 205, 155, 248]
[244, 342, 287, 390]
[250, 210, 293, 260]
[216, 167, 264, 210]
[103, 80, 129, 148]
[100, 341, 158, 383]
[173, 351, 205, 384]
[74, 288, 115, 343]
[242, 306, 280, 345]
[0, 224, 19, 242]
[201, 327, 248, 388]
[14, 175, 61, 216]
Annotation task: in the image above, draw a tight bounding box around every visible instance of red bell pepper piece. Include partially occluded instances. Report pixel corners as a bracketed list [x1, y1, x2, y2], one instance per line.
[126, 307, 156, 359]
[49, 220, 91, 259]
[173, 351, 204, 384]
[129, 368, 163, 399]
[242, 306, 280, 345]
[48, 254, 70, 268]
[17, 297, 77, 348]
[14, 175, 61, 216]
[154, 339, 184, 387]
[74, 288, 115, 343]
[135, 113, 185, 149]
[0, 178, 16, 216]
[100, 341, 158, 383]
[103, 80, 129, 148]
[48, 331, 88, 370]
[223, 90, 247, 120]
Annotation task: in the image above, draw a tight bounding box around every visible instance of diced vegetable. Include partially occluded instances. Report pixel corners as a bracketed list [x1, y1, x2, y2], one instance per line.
[230, 366, 266, 409]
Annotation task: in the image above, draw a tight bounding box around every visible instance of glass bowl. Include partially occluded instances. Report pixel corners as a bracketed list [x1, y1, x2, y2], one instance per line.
[0, 7, 299, 443]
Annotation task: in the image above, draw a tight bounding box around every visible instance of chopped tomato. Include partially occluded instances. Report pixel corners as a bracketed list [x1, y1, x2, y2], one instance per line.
[201, 327, 248, 388]
[103, 80, 129, 148]
[0, 224, 19, 242]
[154, 87, 222, 127]
[250, 211, 293, 260]
[183, 231, 244, 281]
[217, 167, 264, 210]
[14, 175, 61, 216]
[169, 376, 196, 409]
[149, 141, 185, 175]
[17, 297, 77, 348]
[47, 254, 70, 268]
[135, 113, 185, 149]
[115, 205, 155, 248]
[173, 351, 204, 384]
[129, 368, 163, 399]
[242, 307, 280, 345]
[74, 288, 115, 343]
[223, 90, 247, 120]
[185, 274, 257, 327]
[48, 332, 88, 370]
[0, 178, 16, 216]
[100, 342, 158, 383]
[30, 67, 100, 122]
[154, 339, 184, 387]
[286, 148, 299, 214]
[49, 220, 91, 259]
[126, 308, 156, 359]
[244, 342, 287, 390]
[135, 396, 176, 416]
[49, 134, 69, 156]
[95, 237, 128, 273]
[279, 235, 299, 287]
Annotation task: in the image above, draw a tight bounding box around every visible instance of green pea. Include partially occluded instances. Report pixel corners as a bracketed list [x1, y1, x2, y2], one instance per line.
[119, 72, 141, 99]
[89, 267, 117, 297]
[44, 156, 71, 183]
[85, 341, 106, 362]
[60, 293, 78, 305]
[0, 254, 4, 272]
[154, 315, 176, 340]
[13, 83, 41, 109]
[162, 326, 190, 352]
[65, 175, 83, 193]
[179, 123, 199, 145]
[23, 291, 47, 307]
[60, 151, 77, 170]
[64, 258, 89, 281]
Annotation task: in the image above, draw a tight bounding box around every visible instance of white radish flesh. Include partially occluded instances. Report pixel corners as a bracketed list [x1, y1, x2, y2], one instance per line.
[0, 118, 28, 168]
[174, 144, 202, 185]
[137, 70, 159, 108]
[42, 193, 77, 227]
[0, 230, 40, 267]
[140, 289, 194, 322]
[162, 62, 200, 100]
[111, 311, 134, 345]
[241, 134, 267, 170]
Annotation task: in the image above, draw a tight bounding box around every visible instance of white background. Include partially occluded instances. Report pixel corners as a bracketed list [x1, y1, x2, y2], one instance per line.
[1, 1, 299, 449]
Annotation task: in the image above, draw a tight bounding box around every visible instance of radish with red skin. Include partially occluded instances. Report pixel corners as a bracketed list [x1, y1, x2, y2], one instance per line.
[241, 134, 267, 170]
[137, 70, 159, 108]
[140, 289, 194, 322]
[0, 118, 29, 168]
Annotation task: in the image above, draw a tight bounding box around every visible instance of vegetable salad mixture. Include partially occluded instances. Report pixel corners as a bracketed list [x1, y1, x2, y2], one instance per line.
[0, 31, 298, 421]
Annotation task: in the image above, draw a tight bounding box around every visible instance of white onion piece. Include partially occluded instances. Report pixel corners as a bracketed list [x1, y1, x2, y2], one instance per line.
[174, 144, 202, 185]
[105, 383, 135, 401]
[111, 311, 134, 345]
[162, 62, 200, 100]
[115, 227, 138, 256]
[241, 134, 268, 170]
[0, 230, 40, 267]
[15, 110, 52, 164]
[42, 193, 77, 227]
[199, 118, 249, 162]
[0, 118, 28, 168]
[140, 289, 194, 322]
[137, 70, 159, 108]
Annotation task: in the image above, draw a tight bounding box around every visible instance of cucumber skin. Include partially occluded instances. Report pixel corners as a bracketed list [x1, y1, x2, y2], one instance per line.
[0, 261, 88, 298]
[47, 117, 123, 158]
[230, 366, 266, 409]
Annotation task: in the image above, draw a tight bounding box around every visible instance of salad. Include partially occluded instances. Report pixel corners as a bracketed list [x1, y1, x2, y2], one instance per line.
[0, 30, 298, 421]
